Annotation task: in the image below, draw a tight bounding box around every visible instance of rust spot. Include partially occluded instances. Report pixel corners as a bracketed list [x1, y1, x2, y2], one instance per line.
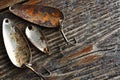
[80, 55, 100, 64]
[60, 45, 93, 63]
[63, 54, 101, 73]
[44, 47, 49, 54]
[10, 26, 30, 67]
[9, 5, 64, 28]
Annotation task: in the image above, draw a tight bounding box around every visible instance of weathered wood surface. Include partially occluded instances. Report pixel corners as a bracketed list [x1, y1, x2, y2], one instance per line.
[0, 0, 120, 80]
[0, 0, 25, 11]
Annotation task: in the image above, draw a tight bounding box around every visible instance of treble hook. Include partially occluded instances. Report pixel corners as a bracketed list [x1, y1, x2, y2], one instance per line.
[59, 19, 77, 46]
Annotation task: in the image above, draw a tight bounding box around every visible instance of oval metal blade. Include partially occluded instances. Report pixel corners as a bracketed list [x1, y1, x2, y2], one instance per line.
[9, 4, 64, 28]
[25, 25, 50, 54]
[2, 18, 31, 67]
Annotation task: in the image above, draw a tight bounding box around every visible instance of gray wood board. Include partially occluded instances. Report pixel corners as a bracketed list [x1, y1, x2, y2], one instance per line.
[0, 0, 25, 11]
[0, 0, 120, 80]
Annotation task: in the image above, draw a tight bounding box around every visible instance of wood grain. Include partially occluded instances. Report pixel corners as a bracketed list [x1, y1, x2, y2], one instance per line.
[0, 0, 120, 80]
[0, 0, 25, 11]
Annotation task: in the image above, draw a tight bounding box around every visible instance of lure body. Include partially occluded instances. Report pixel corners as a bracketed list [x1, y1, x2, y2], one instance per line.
[2, 18, 30, 67]
[2, 18, 46, 79]
[9, 4, 77, 45]
[9, 4, 64, 28]
[9, 4, 76, 45]
[26, 26, 49, 54]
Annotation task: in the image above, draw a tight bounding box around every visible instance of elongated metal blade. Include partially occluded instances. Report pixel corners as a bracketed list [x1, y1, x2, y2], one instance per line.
[25, 25, 50, 54]
[2, 18, 31, 67]
[9, 4, 64, 28]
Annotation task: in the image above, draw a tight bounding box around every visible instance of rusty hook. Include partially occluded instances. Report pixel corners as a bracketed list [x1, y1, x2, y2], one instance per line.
[59, 19, 77, 46]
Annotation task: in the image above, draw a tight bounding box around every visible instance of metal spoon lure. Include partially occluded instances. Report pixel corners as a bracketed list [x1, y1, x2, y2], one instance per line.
[25, 25, 50, 54]
[2, 18, 45, 80]
[9, 4, 77, 45]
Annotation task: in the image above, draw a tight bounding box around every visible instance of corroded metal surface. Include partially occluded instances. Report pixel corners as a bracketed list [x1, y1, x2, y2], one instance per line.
[0, 0, 120, 80]
[9, 4, 64, 28]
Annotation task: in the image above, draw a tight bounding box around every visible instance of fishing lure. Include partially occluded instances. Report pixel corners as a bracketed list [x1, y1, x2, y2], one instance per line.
[25, 25, 50, 54]
[9, 4, 64, 28]
[9, 4, 77, 45]
[2, 18, 45, 80]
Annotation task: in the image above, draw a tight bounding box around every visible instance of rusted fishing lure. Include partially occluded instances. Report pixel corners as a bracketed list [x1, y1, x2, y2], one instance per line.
[9, 4, 64, 28]
[26, 25, 50, 54]
[2, 18, 45, 80]
[9, 4, 77, 45]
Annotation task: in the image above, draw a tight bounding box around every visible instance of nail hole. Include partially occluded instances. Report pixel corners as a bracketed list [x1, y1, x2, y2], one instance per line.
[5, 19, 9, 23]
[28, 25, 33, 30]
[10, 7, 15, 10]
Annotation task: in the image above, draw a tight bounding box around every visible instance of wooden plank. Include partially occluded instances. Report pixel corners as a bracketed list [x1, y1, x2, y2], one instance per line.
[0, 0, 25, 11]
[0, 0, 120, 80]
[24, 0, 41, 5]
